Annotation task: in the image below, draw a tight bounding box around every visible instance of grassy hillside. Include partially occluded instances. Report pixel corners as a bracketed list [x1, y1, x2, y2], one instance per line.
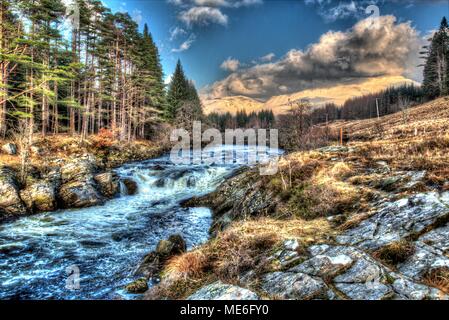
[146, 97, 449, 300]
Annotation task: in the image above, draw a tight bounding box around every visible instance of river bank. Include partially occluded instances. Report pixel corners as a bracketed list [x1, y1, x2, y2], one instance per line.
[0, 134, 170, 221]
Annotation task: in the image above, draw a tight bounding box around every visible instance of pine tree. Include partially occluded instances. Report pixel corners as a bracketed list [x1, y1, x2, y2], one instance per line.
[166, 59, 189, 119]
[422, 17, 449, 98]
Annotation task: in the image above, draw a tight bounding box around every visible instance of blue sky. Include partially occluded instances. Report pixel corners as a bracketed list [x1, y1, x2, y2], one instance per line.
[103, 0, 448, 100]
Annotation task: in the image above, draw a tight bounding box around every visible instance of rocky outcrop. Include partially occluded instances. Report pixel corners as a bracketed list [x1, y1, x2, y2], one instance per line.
[183, 168, 277, 234]
[20, 181, 56, 212]
[135, 234, 186, 278]
[1, 143, 17, 155]
[187, 281, 259, 300]
[57, 155, 103, 209]
[337, 191, 449, 251]
[0, 167, 26, 218]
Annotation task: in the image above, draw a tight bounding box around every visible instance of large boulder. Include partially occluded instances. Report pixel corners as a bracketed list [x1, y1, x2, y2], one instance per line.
[94, 172, 120, 198]
[187, 281, 259, 300]
[58, 180, 104, 208]
[135, 234, 186, 278]
[122, 178, 138, 195]
[20, 181, 56, 212]
[60, 155, 97, 183]
[0, 167, 26, 218]
[2, 143, 17, 155]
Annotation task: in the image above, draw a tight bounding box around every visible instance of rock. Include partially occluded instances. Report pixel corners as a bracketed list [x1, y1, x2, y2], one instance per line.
[20, 181, 56, 212]
[134, 252, 162, 278]
[61, 156, 97, 183]
[270, 239, 306, 269]
[94, 172, 119, 198]
[187, 281, 259, 300]
[333, 257, 384, 283]
[397, 242, 449, 280]
[0, 167, 26, 217]
[261, 272, 328, 300]
[122, 178, 138, 195]
[58, 180, 104, 208]
[391, 277, 435, 300]
[337, 191, 449, 251]
[125, 278, 148, 294]
[289, 253, 353, 278]
[334, 282, 393, 300]
[135, 234, 186, 278]
[2, 143, 17, 155]
[156, 234, 186, 257]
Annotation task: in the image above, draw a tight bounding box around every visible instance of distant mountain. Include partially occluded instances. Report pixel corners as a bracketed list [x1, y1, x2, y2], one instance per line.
[202, 95, 264, 115]
[202, 76, 419, 115]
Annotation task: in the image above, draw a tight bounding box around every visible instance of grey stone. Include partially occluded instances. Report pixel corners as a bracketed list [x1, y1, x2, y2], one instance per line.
[334, 282, 393, 300]
[261, 272, 328, 300]
[290, 253, 353, 278]
[337, 192, 449, 250]
[187, 281, 259, 300]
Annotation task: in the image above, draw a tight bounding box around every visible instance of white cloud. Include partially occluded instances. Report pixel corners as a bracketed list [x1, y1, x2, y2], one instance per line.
[170, 26, 187, 41]
[220, 57, 240, 71]
[171, 34, 196, 52]
[205, 15, 422, 100]
[179, 6, 228, 26]
[260, 53, 275, 62]
[168, 0, 262, 27]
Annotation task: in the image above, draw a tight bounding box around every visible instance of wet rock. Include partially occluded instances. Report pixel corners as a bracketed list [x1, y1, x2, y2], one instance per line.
[337, 191, 449, 251]
[135, 234, 186, 278]
[58, 180, 104, 208]
[125, 278, 148, 294]
[187, 281, 259, 300]
[156, 234, 186, 257]
[94, 172, 120, 198]
[0, 167, 26, 218]
[20, 181, 56, 212]
[122, 178, 138, 195]
[334, 282, 393, 300]
[261, 272, 328, 300]
[2, 143, 17, 155]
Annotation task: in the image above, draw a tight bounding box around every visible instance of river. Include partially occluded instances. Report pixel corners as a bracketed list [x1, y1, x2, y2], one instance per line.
[0, 145, 280, 300]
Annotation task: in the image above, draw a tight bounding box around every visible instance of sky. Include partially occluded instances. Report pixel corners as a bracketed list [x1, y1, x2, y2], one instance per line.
[102, 0, 449, 103]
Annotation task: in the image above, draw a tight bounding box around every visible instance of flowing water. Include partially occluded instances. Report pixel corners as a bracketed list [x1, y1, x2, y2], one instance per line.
[0, 145, 280, 300]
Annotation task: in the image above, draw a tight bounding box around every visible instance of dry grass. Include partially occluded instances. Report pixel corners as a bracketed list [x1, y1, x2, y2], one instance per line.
[372, 240, 415, 268]
[147, 217, 334, 300]
[422, 267, 449, 294]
